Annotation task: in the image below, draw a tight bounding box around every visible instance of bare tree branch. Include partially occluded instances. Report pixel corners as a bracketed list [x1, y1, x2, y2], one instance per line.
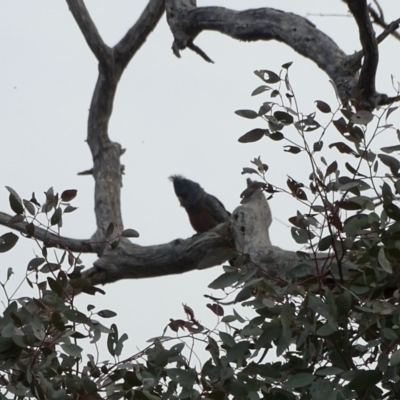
[65, 0, 112, 66]
[82, 225, 233, 285]
[115, 0, 165, 68]
[0, 212, 92, 253]
[376, 17, 400, 44]
[165, 3, 357, 103]
[369, 4, 400, 42]
[165, 1, 400, 110]
[346, 0, 378, 104]
[65, 0, 165, 254]
[78, 192, 332, 288]
[4, 1, 399, 289]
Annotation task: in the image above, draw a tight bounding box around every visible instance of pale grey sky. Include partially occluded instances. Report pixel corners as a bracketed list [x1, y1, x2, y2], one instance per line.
[0, 0, 399, 360]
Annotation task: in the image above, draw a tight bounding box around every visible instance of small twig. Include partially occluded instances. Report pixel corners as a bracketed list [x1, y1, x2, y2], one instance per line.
[369, 5, 400, 42]
[375, 17, 400, 44]
[187, 41, 214, 63]
[0, 211, 92, 253]
[77, 168, 93, 176]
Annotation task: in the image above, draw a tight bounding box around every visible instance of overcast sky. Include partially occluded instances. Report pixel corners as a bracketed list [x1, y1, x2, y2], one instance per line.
[1, 0, 400, 362]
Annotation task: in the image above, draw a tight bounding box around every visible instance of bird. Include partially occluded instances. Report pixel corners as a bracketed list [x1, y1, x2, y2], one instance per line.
[170, 175, 230, 233]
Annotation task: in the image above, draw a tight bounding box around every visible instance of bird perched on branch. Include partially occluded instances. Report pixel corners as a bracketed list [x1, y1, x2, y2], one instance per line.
[170, 175, 230, 233]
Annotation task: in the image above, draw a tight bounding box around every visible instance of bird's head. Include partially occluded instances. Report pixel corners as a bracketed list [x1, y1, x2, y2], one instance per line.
[169, 175, 204, 208]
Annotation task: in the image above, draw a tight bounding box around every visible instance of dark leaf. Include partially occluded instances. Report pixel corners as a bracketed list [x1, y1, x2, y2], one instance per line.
[285, 373, 315, 389]
[311, 205, 325, 212]
[384, 203, 400, 221]
[235, 109, 259, 119]
[385, 106, 398, 121]
[51, 311, 66, 331]
[61, 343, 83, 358]
[9, 193, 23, 215]
[251, 85, 270, 96]
[268, 132, 284, 141]
[349, 125, 364, 142]
[381, 144, 400, 154]
[345, 162, 359, 176]
[61, 189, 77, 202]
[238, 128, 266, 143]
[271, 89, 279, 97]
[378, 154, 400, 174]
[282, 61, 293, 69]
[208, 272, 241, 289]
[378, 247, 392, 273]
[98, 310, 117, 318]
[258, 102, 272, 115]
[283, 146, 301, 154]
[48, 277, 63, 296]
[169, 342, 185, 357]
[329, 142, 358, 156]
[267, 118, 283, 131]
[64, 205, 78, 213]
[115, 333, 128, 357]
[296, 188, 307, 201]
[318, 235, 334, 251]
[27, 257, 45, 271]
[341, 108, 354, 120]
[325, 161, 338, 177]
[347, 370, 382, 390]
[0, 232, 19, 253]
[333, 118, 348, 134]
[315, 100, 331, 113]
[390, 350, 400, 366]
[40, 263, 60, 273]
[337, 200, 362, 210]
[23, 200, 36, 216]
[235, 287, 252, 303]
[241, 167, 259, 175]
[291, 227, 313, 244]
[313, 141, 323, 152]
[5, 186, 21, 201]
[351, 110, 374, 125]
[254, 69, 280, 84]
[64, 309, 89, 324]
[50, 207, 62, 226]
[274, 111, 293, 125]
[226, 341, 250, 362]
[207, 303, 224, 316]
[166, 368, 196, 387]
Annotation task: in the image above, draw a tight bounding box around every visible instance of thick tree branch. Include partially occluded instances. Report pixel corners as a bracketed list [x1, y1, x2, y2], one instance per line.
[82, 225, 233, 285]
[165, 1, 400, 109]
[66, 0, 165, 254]
[346, 0, 378, 104]
[165, 3, 357, 103]
[115, 0, 165, 68]
[65, 0, 112, 66]
[78, 192, 336, 287]
[0, 212, 92, 253]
